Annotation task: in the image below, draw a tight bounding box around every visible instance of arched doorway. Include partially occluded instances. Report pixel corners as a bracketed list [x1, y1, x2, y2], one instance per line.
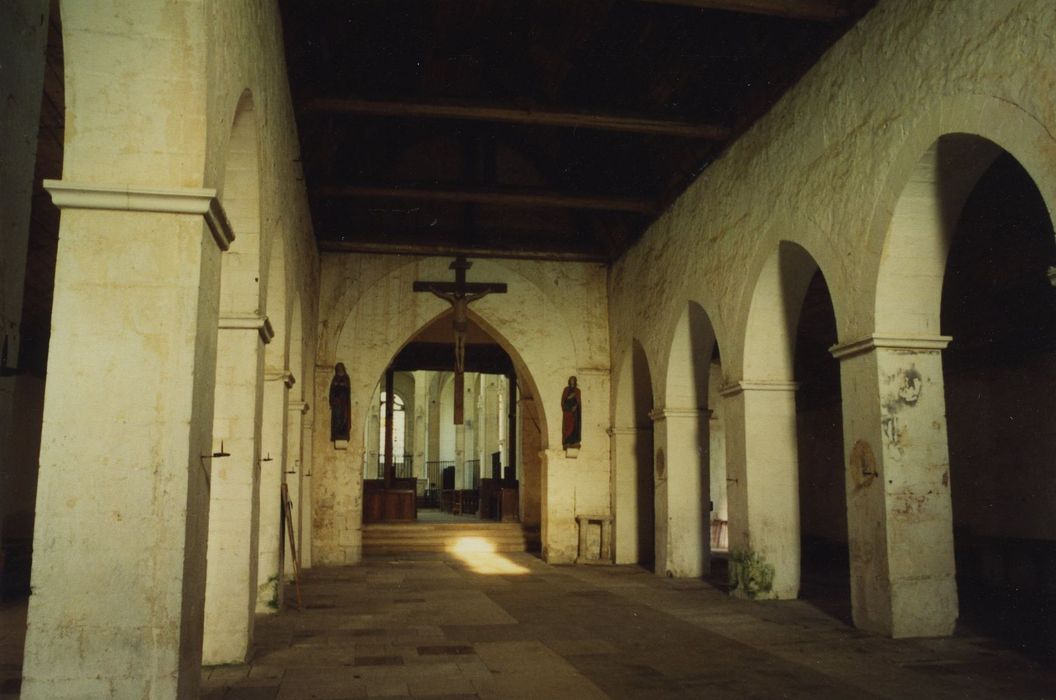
[863, 128, 1056, 638]
[612, 339, 655, 567]
[657, 302, 723, 578]
[939, 147, 1056, 655]
[203, 89, 268, 663]
[792, 270, 848, 618]
[360, 311, 544, 538]
[736, 241, 847, 602]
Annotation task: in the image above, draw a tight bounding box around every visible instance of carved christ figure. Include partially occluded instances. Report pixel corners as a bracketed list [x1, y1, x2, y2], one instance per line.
[426, 286, 489, 374]
[412, 257, 507, 424]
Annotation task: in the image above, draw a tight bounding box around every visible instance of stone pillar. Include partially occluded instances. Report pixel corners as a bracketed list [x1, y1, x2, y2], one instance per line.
[609, 426, 650, 564]
[413, 375, 427, 478]
[256, 369, 292, 613]
[650, 408, 709, 577]
[311, 364, 361, 564]
[22, 183, 232, 698]
[284, 400, 309, 574]
[299, 410, 314, 570]
[720, 380, 800, 599]
[202, 315, 272, 665]
[540, 448, 578, 563]
[831, 335, 956, 638]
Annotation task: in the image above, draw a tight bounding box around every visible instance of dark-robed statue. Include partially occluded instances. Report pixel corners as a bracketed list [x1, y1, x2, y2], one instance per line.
[561, 375, 582, 450]
[329, 362, 351, 442]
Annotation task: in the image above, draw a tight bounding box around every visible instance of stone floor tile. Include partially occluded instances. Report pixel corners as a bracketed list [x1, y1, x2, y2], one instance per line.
[225, 686, 280, 700]
[4, 551, 1056, 698]
[406, 676, 477, 697]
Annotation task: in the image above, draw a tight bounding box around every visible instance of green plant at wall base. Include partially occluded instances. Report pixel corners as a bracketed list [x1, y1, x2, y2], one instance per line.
[265, 575, 279, 610]
[728, 548, 774, 598]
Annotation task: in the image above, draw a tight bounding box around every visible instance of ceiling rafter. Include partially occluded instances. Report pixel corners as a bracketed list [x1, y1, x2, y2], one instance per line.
[317, 239, 609, 264]
[301, 98, 730, 140]
[313, 185, 658, 214]
[635, 0, 848, 22]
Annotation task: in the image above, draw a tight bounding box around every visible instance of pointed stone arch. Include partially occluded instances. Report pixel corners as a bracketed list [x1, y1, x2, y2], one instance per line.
[316, 258, 585, 564]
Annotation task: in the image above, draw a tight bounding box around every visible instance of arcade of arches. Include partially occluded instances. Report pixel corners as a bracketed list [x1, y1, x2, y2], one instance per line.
[0, 1, 1054, 697]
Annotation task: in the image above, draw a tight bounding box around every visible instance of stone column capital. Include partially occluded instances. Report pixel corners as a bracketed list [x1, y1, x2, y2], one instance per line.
[829, 333, 952, 361]
[43, 179, 234, 251]
[219, 314, 274, 344]
[648, 406, 708, 422]
[265, 369, 296, 388]
[718, 380, 798, 398]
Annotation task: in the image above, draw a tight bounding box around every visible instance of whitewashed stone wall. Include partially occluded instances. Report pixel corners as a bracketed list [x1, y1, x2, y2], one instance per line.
[610, 0, 1056, 637]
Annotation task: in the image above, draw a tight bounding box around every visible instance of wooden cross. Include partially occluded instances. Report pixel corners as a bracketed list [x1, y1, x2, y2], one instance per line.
[413, 256, 507, 424]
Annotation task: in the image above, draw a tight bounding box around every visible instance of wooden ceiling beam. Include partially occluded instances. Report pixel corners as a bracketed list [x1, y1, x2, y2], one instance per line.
[301, 98, 730, 140]
[317, 239, 609, 264]
[314, 184, 657, 214]
[636, 0, 847, 21]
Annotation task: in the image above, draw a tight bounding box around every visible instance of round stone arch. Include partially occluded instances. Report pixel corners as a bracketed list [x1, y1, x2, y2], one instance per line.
[217, 89, 264, 317]
[741, 240, 839, 382]
[865, 93, 1056, 337]
[611, 338, 657, 566]
[725, 239, 842, 599]
[656, 298, 726, 410]
[653, 300, 726, 578]
[203, 87, 268, 664]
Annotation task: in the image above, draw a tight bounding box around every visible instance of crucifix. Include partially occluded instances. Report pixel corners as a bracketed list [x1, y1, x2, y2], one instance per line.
[413, 256, 507, 424]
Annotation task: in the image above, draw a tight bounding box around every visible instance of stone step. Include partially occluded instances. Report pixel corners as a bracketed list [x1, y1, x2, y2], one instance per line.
[362, 522, 538, 555]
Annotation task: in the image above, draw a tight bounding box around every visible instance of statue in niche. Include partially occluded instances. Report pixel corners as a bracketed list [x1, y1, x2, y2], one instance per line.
[329, 362, 351, 442]
[561, 375, 582, 450]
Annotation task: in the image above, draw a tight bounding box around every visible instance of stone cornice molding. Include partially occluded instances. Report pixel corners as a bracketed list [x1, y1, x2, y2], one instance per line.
[265, 369, 296, 388]
[719, 380, 798, 398]
[288, 400, 310, 414]
[218, 314, 274, 344]
[829, 334, 952, 361]
[575, 367, 610, 377]
[648, 407, 706, 422]
[43, 180, 235, 251]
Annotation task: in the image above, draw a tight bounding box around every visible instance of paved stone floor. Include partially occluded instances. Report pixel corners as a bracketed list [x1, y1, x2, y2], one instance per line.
[2, 551, 1054, 698]
[202, 552, 1055, 699]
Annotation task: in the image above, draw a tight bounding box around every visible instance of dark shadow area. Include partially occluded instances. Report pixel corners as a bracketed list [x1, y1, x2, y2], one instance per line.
[794, 270, 851, 624]
[942, 152, 1056, 663]
[1, 0, 63, 602]
[632, 339, 656, 570]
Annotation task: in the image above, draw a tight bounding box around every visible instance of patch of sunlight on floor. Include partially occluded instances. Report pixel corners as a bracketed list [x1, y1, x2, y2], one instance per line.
[447, 537, 530, 575]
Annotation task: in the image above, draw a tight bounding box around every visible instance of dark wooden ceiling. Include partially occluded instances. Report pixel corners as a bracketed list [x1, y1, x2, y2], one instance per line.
[280, 0, 873, 264]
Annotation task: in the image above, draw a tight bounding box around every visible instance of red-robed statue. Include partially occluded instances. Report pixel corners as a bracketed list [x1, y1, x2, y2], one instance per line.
[561, 375, 582, 450]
